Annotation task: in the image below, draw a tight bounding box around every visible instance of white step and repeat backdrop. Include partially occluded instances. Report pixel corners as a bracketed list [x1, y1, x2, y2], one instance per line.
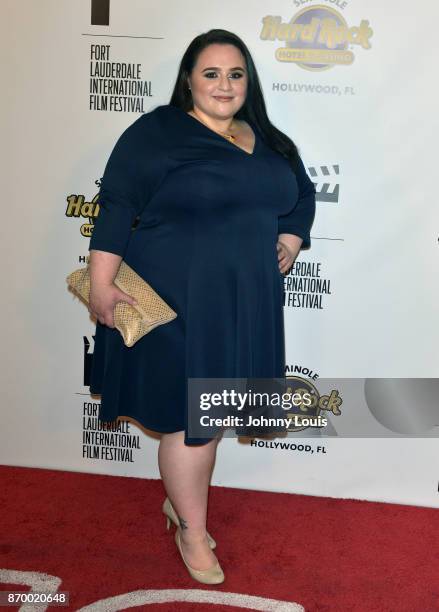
[2, 0, 438, 507]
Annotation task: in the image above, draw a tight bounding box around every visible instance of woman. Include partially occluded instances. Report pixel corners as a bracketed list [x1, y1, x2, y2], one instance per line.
[88, 29, 316, 584]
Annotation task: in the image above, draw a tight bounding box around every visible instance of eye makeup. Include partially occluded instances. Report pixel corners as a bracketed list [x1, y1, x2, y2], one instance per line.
[203, 71, 244, 79]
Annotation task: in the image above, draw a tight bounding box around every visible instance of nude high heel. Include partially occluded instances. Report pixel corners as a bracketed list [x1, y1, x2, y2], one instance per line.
[174, 527, 224, 585]
[162, 497, 217, 549]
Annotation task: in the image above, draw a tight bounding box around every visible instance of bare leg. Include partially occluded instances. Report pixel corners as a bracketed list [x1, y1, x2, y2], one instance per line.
[158, 431, 219, 570]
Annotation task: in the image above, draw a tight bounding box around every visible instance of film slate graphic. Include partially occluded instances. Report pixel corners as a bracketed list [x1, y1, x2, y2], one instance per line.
[83, 336, 94, 388]
[91, 0, 110, 25]
[308, 164, 339, 204]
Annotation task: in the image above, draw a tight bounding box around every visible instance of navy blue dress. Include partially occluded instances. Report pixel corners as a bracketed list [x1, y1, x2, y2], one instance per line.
[88, 103, 316, 445]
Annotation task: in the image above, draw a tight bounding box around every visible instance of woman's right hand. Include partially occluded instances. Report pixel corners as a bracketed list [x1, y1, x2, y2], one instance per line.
[89, 283, 137, 328]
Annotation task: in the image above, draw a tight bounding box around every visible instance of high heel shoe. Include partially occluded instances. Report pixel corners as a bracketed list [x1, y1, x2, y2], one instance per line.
[162, 497, 216, 549]
[174, 527, 224, 585]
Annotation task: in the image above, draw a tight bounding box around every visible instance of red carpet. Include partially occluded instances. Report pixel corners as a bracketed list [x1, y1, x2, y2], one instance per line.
[0, 465, 438, 611]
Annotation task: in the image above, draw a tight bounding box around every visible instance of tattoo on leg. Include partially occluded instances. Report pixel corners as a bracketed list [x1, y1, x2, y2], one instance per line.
[178, 515, 188, 530]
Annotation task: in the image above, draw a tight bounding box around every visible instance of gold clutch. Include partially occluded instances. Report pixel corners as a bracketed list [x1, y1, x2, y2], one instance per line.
[66, 261, 177, 347]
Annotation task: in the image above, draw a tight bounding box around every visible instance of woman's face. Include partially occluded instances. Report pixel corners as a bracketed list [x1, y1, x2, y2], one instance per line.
[187, 43, 248, 119]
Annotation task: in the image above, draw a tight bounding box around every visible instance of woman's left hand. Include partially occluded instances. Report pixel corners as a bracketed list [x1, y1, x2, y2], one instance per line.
[277, 234, 303, 274]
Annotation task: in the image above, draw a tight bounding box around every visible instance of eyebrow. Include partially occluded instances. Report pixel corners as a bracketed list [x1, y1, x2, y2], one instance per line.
[201, 66, 246, 72]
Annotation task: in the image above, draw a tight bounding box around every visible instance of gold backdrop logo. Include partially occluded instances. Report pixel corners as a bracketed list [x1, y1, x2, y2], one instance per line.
[260, 4, 373, 71]
[65, 192, 100, 237]
[283, 375, 342, 432]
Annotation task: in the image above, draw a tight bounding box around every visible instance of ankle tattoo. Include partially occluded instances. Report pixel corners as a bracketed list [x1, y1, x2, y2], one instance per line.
[178, 516, 188, 530]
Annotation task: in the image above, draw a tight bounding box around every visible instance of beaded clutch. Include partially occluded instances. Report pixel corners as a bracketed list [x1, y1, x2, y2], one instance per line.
[66, 262, 177, 347]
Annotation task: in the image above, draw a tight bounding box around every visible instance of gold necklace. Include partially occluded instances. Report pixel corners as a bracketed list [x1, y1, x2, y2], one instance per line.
[190, 111, 236, 143]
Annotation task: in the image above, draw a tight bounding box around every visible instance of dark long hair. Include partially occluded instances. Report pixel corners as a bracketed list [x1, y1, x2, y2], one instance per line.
[169, 29, 300, 172]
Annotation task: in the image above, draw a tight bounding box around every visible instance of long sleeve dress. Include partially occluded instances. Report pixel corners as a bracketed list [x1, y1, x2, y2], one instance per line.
[88, 103, 316, 445]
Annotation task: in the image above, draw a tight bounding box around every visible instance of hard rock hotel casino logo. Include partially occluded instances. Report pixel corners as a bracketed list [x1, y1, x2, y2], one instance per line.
[65, 180, 101, 237]
[260, 4, 373, 71]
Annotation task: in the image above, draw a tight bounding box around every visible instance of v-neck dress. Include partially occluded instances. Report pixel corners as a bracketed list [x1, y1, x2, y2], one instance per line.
[88, 103, 316, 445]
